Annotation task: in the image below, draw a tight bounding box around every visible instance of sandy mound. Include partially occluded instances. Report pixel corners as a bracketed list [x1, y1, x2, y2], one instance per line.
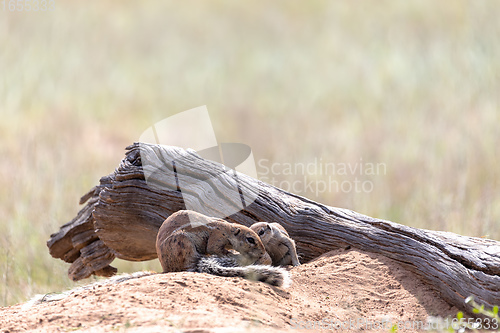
[0, 249, 457, 332]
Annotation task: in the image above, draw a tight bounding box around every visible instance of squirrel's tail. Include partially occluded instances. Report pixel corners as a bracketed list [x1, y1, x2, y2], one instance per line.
[195, 255, 290, 288]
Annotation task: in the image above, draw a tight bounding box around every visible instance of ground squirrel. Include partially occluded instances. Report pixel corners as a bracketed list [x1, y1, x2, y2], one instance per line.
[250, 222, 300, 267]
[156, 210, 289, 287]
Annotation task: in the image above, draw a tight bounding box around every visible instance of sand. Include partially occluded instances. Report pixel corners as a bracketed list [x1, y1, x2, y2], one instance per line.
[0, 248, 458, 332]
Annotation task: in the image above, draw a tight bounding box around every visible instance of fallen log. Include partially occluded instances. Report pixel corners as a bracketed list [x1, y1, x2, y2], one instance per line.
[47, 142, 500, 315]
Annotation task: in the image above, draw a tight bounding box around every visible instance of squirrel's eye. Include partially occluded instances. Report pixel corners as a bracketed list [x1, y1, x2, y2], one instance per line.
[258, 229, 265, 236]
[246, 237, 256, 244]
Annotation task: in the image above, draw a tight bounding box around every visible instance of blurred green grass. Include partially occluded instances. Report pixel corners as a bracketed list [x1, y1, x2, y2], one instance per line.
[1, 0, 499, 306]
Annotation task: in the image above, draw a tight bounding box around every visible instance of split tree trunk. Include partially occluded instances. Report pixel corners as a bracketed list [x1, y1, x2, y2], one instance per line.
[47, 142, 500, 315]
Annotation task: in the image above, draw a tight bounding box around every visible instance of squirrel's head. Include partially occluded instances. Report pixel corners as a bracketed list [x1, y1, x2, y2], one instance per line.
[249, 222, 274, 243]
[229, 225, 271, 266]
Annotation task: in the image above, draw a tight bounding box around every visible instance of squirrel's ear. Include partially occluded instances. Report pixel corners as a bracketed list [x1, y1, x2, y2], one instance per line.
[231, 227, 241, 236]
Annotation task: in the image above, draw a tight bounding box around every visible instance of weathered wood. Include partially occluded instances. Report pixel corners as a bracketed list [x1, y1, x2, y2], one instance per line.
[47, 142, 500, 315]
[48, 184, 119, 280]
[68, 240, 117, 281]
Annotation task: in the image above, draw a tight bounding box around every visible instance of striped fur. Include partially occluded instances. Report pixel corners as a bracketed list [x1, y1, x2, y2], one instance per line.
[194, 255, 290, 288]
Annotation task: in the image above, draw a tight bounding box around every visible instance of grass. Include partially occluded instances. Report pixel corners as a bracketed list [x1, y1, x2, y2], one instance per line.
[1, 0, 499, 307]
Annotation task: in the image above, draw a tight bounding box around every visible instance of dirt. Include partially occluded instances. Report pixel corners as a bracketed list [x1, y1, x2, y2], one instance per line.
[0, 248, 459, 332]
